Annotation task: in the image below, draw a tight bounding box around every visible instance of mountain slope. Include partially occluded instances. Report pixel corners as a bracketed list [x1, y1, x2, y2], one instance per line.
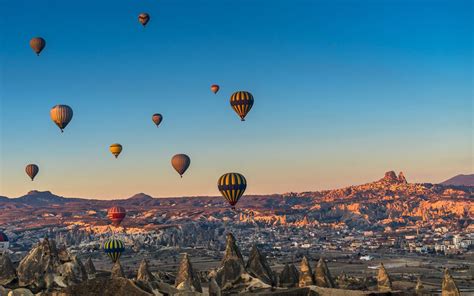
[440, 174, 474, 186]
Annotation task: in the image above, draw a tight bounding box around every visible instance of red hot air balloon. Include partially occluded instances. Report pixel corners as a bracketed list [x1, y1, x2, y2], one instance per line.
[152, 113, 163, 127]
[107, 206, 126, 226]
[211, 84, 220, 94]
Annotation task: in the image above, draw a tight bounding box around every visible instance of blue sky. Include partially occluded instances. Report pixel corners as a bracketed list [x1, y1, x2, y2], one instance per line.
[0, 0, 472, 198]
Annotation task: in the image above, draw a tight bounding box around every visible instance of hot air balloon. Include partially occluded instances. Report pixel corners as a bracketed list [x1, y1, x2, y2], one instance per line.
[211, 84, 220, 94]
[171, 154, 190, 177]
[25, 164, 39, 181]
[110, 144, 123, 158]
[230, 91, 254, 121]
[152, 113, 163, 127]
[50, 105, 73, 132]
[0, 231, 9, 252]
[218, 172, 247, 208]
[138, 13, 150, 27]
[30, 37, 46, 56]
[104, 238, 125, 263]
[107, 206, 126, 226]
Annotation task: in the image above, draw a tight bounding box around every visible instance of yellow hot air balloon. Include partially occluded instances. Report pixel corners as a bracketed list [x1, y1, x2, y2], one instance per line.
[230, 91, 254, 121]
[217, 173, 247, 209]
[138, 13, 150, 27]
[110, 144, 123, 159]
[171, 154, 190, 177]
[50, 105, 73, 133]
[30, 37, 46, 56]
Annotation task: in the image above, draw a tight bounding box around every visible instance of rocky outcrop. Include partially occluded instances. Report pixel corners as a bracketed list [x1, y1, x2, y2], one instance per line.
[7, 288, 34, 296]
[209, 277, 221, 296]
[415, 277, 427, 295]
[111, 260, 125, 279]
[84, 257, 96, 279]
[56, 255, 87, 286]
[398, 172, 407, 184]
[175, 253, 202, 292]
[0, 286, 12, 295]
[136, 259, 155, 283]
[377, 263, 392, 292]
[314, 257, 334, 288]
[245, 245, 276, 286]
[215, 233, 246, 288]
[298, 256, 314, 287]
[441, 268, 460, 296]
[380, 171, 399, 184]
[0, 253, 17, 286]
[279, 263, 299, 288]
[58, 277, 152, 296]
[17, 238, 62, 290]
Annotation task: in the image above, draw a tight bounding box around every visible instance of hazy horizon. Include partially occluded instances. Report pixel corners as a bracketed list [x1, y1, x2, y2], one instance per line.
[1, 0, 472, 199]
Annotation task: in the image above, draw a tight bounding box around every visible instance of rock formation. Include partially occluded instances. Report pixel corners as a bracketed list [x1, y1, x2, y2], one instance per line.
[174, 253, 202, 292]
[245, 245, 276, 286]
[7, 288, 34, 296]
[415, 277, 427, 295]
[279, 263, 299, 288]
[209, 277, 222, 296]
[0, 253, 17, 286]
[111, 260, 125, 279]
[56, 255, 87, 286]
[17, 238, 62, 290]
[398, 172, 407, 183]
[314, 257, 334, 288]
[136, 259, 155, 283]
[58, 277, 152, 296]
[298, 256, 314, 287]
[377, 263, 392, 292]
[441, 268, 460, 296]
[380, 171, 399, 184]
[84, 257, 96, 279]
[215, 233, 246, 288]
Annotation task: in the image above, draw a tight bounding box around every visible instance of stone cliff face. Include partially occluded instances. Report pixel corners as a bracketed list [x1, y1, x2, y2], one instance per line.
[441, 269, 460, 296]
[175, 253, 202, 292]
[314, 258, 334, 288]
[0, 253, 17, 286]
[298, 256, 314, 287]
[245, 245, 276, 286]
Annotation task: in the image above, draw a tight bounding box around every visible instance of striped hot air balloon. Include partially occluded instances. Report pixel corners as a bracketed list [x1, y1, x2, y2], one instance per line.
[107, 206, 126, 226]
[217, 172, 247, 208]
[50, 105, 73, 132]
[230, 91, 254, 121]
[152, 113, 163, 127]
[30, 37, 46, 56]
[104, 238, 125, 263]
[109, 144, 123, 158]
[171, 154, 190, 178]
[211, 84, 220, 94]
[138, 13, 150, 27]
[25, 164, 39, 181]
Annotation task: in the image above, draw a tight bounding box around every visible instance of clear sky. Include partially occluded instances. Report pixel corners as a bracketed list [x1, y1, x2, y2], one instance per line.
[0, 0, 472, 199]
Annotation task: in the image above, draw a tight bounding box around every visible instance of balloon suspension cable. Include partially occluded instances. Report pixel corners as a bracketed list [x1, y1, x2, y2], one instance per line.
[115, 155, 118, 159]
[60, 129, 64, 133]
[180, 175, 183, 178]
[241, 118, 245, 121]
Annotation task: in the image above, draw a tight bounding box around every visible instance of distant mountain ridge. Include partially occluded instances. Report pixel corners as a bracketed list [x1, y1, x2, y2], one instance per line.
[440, 174, 474, 186]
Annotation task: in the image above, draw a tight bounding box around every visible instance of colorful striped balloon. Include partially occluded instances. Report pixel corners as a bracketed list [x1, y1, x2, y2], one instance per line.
[107, 206, 126, 226]
[109, 144, 123, 159]
[218, 172, 247, 208]
[50, 105, 73, 133]
[230, 91, 254, 121]
[104, 238, 125, 263]
[25, 164, 39, 181]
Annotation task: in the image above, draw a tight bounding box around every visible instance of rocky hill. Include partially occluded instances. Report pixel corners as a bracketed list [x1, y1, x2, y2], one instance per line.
[440, 174, 474, 186]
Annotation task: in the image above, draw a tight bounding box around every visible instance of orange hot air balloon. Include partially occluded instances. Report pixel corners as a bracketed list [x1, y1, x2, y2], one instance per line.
[25, 164, 39, 181]
[50, 105, 73, 132]
[211, 84, 220, 94]
[171, 154, 190, 177]
[107, 206, 127, 226]
[138, 13, 150, 27]
[30, 37, 46, 56]
[152, 113, 163, 127]
[110, 144, 123, 158]
[230, 91, 254, 121]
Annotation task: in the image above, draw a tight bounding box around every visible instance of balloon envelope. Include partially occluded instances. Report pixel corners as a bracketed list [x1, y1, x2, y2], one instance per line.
[211, 84, 220, 94]
[152, 113, 163, 127]
[110, 144, 123, 158]
[138, 13, 150, 26]
[30, 37, 46, 56]
[218, 172, 247, 207]
[230, 91, 254, 121]
[104, 238, 125, 263]
[50, 105, 73, 132]
[171, 154, 190, 177]
[25, 164, 39, 181]
[107, 206, 126, 226]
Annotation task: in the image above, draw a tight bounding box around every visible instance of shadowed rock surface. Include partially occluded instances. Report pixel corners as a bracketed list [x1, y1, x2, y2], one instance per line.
[415, 277, 428, 295]
[7, 287, 34, 296]
[57, 277, 152, 296]
[279, 263, 299, 288]
[175, 253, 202, 292]
[441, 268, 460, 296]
[245, 245, 276, 286]
[298, 256, 314, 287]
[56, 255, 87, 286]
[377, 263, 392, 292]
[84, 257, 96, 279]
[136, 259, 155, 283]
[215, 233, 246, 288]
[314, 257, 334, 288]
[0, 253, 17, 286]
[209, 277, 222, 296]
[111, 260, 125, 279]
